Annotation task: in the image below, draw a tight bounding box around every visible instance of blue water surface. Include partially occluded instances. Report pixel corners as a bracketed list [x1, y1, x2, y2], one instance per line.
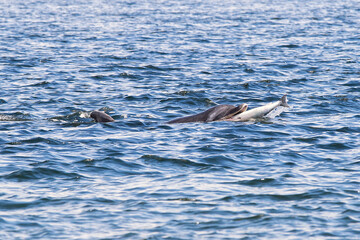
[0, 0, 359, 239]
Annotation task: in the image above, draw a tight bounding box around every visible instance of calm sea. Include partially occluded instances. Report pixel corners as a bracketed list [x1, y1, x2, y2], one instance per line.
[0, 0, 359, 239]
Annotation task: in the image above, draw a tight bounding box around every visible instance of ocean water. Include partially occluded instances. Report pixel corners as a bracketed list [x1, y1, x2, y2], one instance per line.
[0, 0, 359, 239]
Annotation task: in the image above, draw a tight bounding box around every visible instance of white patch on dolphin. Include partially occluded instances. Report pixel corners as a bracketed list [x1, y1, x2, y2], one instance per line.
[231, 95, 289, 122]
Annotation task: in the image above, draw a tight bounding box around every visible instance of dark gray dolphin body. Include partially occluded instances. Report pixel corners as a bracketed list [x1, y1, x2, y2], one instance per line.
[90, 111, 115, 123]
[167, 104, 248, 124]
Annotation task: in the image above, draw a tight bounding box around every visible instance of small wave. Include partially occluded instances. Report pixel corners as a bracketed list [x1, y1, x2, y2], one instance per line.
[220, 188, 342, 202]
[143, 64, 181, 71]
[279, 63, 297, 69]
[265, 106, 288, 119]
[343, 80, 359, 87]
[233, 178, 277, 186]
[289, 78, 308, 84]
[317, 142, 353, 150]
[171, 89, 209, 98]
[118, 72, 139, 79]
[27, 81, 51, 87]
[335, 126, 360, 133]
[75, 157, 146, 176]
[233, 214, 266, 221]
[244, 67, 255, 73]
[160, 91, 214, 108]
[200, 155, 237, 168]
[167, 198, 199, 202]
[124, 94, 153, 101]
[7, 137, 64, 145]
[48, 111, 94, 124]
[0, 197, 65, 211]
[90, 74, 110, 80]
[292, 136, 319, 143]
[0, 113, 32, 121]
[279, 44, 300, 48]
[2, 167, 82, 182]
[0, 199, 38, 211]
[141, 154, 210, 168]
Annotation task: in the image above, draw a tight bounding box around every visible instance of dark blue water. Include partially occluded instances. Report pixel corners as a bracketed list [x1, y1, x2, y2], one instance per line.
[1, 0, 359, 239]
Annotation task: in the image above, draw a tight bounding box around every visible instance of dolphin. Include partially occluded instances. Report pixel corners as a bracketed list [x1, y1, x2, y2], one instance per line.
[167, 104, 248, 124]
[89, 95, 289, 123]
[231, 95, 289, 122]
[90, 111, 115, 123]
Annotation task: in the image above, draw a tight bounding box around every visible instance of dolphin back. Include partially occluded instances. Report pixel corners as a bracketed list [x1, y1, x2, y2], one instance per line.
[167, 105, 237, 124]
[167, 114, 203, 124]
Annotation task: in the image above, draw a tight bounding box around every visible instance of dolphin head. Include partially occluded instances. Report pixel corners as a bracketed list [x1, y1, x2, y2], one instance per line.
[90, 111, 115, 123]
[220, 103, 248, 121]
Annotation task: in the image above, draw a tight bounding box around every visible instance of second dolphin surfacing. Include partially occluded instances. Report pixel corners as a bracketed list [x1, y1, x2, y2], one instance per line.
[231, 95, 289, 122]
[167, 95, 289, 124]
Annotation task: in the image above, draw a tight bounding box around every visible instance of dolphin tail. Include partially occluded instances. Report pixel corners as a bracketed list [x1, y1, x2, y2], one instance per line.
[280, 95, 290, 107]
